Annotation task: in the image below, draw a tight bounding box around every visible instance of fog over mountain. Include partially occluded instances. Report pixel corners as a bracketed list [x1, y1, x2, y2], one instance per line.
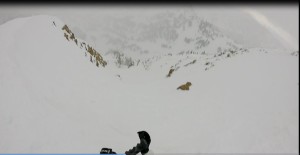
[0, 5, 298, 154]
[0, 5, 298, 53]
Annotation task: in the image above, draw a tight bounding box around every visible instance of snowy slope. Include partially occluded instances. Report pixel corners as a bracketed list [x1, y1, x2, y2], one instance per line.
[0, 15, 120, 153]
[0, 15, 298, 154]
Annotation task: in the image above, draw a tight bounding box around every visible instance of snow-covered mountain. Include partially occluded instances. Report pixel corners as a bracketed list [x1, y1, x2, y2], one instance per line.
[0, 15, 298, 154]
[96, 10, 245, 70]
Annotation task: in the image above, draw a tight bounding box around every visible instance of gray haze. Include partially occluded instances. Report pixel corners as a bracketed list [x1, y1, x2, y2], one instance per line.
[0, 5, 298, 51]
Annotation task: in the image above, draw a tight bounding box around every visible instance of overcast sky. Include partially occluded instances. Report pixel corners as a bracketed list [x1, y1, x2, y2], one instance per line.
[0, 4, 298, 51]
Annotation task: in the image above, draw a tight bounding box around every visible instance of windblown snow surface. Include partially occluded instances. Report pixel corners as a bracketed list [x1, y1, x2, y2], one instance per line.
[0, 15, 298, 154]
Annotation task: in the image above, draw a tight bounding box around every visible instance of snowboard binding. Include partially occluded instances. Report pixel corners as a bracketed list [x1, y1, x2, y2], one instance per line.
[125, 131, 151, 155]
[100, 131, 151, 155]
[100, 148, 116, 154]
